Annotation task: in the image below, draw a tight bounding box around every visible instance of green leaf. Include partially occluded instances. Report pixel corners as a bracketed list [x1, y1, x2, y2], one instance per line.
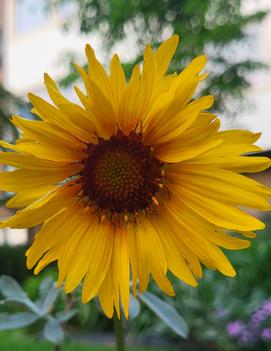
[138, 292, 188, 338]
[0, 312, 39, 330]
[43, 317, 64, 345]
[128, 294, 140, 319]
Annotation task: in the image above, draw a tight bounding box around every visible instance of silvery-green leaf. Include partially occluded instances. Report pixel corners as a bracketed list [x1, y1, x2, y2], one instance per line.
[40, 283, 60, 315]
[39, 276, 54, 301]
[55, 309, 77, 322]
[138, 292, 188, 338]
[43, 317, 64, 345]
[128, 294, 140, 319]
[0, 312, 39, 330]
[0, 275, 26, 300]
[0, 275, 41, 315]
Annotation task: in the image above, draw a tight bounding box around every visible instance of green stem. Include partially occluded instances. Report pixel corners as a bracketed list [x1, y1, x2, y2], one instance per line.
[113, 313, 125, 351]
[53, 344, 61, 351]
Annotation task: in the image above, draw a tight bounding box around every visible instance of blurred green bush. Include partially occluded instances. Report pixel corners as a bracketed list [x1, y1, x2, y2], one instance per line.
[0, 245, 30, 284]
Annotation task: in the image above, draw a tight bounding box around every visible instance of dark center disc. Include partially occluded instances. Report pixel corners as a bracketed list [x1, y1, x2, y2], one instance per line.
[80, 131, 164, 214]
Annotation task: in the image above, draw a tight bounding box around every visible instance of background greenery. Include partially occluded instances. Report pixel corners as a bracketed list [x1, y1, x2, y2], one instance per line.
[0, 330, 170, 351]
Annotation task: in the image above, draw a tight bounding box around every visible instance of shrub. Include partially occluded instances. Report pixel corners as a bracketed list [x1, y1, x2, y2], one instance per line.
[0, 245, 30, 284]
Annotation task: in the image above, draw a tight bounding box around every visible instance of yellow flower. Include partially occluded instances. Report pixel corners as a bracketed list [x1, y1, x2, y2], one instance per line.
[0, 35, 270, 319]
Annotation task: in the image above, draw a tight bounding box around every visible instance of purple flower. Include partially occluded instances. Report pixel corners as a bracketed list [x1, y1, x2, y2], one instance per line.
[227, 321, 245, 338]
[262, 302, 271, 315]
[250, 310, 266, 327]
[261, 328, 271, 342]
[226, 300, 271, 345]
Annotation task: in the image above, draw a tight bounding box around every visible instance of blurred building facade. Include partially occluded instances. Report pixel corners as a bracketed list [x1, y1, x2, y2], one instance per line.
[2, 0, 103, 97]
[0, 0, 3, 83]
[225, 0, 271, 151]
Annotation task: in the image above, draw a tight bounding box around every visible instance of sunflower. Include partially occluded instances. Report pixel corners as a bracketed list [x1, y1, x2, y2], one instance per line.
[0, 35, 270, 318]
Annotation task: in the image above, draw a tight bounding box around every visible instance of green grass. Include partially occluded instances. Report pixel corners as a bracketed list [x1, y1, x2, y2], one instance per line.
[0, 331, 168, 351]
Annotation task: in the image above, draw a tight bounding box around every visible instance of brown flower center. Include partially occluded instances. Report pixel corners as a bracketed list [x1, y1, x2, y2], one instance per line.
[80, 130, 165, 219]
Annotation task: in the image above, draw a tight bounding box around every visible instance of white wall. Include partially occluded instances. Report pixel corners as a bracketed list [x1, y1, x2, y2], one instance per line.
[0, 227, 27, 245]
[2, 0, 138, 97]
[221, 0, 271, 149]
[2, 0, 105, 96]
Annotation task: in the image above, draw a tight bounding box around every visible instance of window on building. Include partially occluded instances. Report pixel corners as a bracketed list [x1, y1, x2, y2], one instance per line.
[15, 0, 48, 34]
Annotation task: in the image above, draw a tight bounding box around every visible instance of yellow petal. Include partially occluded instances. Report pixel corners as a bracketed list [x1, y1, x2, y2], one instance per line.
[85, 44, 112, 100]
[98, 267, 114, 318]
[74, 64, 92, 100]
[127, 223, 140, 296]
[150, 217, 198, 287]
[111, 226, 130, 318]
[218, 130, 262, 145]
[87, 80, 117, 138]
[0, 152, 75, 170]
[0, 167, 80, 192]
[164, 200, 236, 277]
[81, 222, 113, 303]
[143, 55, 208, 131]
[6, 186, 56, 208]
[169, 168, 271, 211]
[28, 93, 94, 143]
[154, 112, 221, 162]
[1, 182, 80, 228]
[11, 115, 85, 151]
[133, 45, 157, 125]
[110, 54, 126, 106]
[118, 65, 141, 134]
[34, 249, 58, 275]
[60, 213, 98, 291]
[136, 218, 175, 296]
[239, 231, 257, 238]
[0, 139, 85, 163]
[189, 153, 271, 173]
[208, 230, 251, 250]
[155, 138, 222, 163]
[26, 204, 83, 269]
[144, 95, 214, 145]
[170, 183, 265, 231]
[154, 35, 179, 77]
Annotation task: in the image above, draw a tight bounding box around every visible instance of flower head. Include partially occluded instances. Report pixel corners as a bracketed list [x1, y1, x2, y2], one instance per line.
[261, 328, 271, 342]
[227, 321, 245, 338]
[0, 35, 270, 318]
[261, 301, 271, 315]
